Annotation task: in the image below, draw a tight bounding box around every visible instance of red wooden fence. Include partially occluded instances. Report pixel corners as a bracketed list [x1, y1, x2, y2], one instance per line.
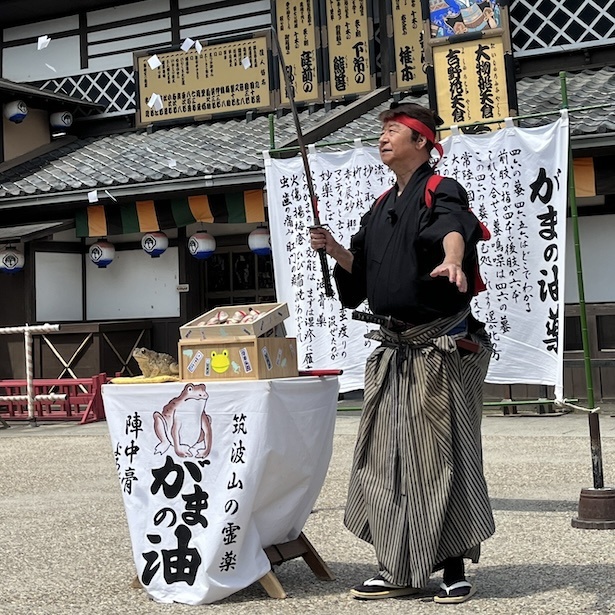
[0, 373, 107, 423]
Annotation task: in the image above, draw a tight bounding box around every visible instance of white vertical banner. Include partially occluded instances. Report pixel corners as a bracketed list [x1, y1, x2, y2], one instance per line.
[265, 115, 569, 398]
[265, 148, 394, 392]
[440, 115, 569, 398]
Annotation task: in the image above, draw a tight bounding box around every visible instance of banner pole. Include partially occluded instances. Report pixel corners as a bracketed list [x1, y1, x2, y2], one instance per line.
[559, 72, 615, 529]
[560, 74, 596, 416]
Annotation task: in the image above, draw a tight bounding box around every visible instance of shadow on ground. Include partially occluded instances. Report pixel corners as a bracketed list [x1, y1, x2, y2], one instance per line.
[213, 559, 615, 613]
[490, 498, 578, 512]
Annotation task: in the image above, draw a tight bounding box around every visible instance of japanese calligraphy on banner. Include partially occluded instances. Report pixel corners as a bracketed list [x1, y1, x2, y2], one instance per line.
[440, 116, 569, 398]
[428, 0, 502, 40]
[266, 148, 394, 392]
[265, 116, 569, 397]
[433, 36, 509, 130]
[324, 0, 374, 98]
[104, 377, 338, 604]
[135, 33, 272, 125]
[274, 0, 322, 105]
[391, 0, 425, 90]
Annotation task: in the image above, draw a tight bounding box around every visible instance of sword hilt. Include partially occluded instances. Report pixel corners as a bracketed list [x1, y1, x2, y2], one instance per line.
[317, 248, 334, 297]
[309, 224, 334, 297]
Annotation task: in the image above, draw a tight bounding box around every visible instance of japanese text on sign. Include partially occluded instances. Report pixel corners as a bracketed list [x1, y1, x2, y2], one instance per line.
[325, 0, 372, 98]
[136, 35, 272, 124]
[433, 37, 509, 133]
[275, 0, 321, 104]
[391, 0, 425, 90]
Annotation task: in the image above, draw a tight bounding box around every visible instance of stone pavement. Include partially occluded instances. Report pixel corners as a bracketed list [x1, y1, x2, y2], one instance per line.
[1, 410, 615, 614]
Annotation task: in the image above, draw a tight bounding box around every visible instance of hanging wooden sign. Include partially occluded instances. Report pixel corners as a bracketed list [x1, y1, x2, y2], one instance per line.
[272, 0, 323, 106]
[432, 35, 510, 132]
[135, 31, 274, 125]
[323, 0, 375, 100]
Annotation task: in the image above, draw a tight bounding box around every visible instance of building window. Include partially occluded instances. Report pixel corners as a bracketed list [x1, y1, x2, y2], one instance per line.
[205, 249, 275, 309]
[564, 315, 582, 352]
[597, 314, 615, 352]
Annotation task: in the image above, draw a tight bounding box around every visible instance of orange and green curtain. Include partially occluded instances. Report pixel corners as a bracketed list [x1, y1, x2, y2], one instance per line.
[75, 189, 265, 238]
[573, 157, 615, 198]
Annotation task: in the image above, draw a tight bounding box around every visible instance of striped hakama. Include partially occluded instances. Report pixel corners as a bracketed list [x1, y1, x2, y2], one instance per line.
[344, 310, 495, 588]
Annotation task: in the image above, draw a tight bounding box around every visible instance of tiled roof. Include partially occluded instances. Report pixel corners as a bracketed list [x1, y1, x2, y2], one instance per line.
[518, 66, 615, 134]
[1, 67, 614, 201]
[0, 221, 70, 241]
[0, 77, 104, 111]
[321, 66, 615, 144]
[0, 106, 334, 199]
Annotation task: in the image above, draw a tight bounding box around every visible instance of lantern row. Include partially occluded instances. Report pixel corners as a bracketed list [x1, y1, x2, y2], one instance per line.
[88, 227, 271, 268]
[0, 228, 271, 273]
[3, 100, 73, 131]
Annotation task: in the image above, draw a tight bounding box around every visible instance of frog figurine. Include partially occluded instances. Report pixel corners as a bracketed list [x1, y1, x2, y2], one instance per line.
[133, 347, 180, 378]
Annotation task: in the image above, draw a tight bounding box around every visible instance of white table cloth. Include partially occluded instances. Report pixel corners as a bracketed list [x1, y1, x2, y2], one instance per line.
[103, 376, 339, 604]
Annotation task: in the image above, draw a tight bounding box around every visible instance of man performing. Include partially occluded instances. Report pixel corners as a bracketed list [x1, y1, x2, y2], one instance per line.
[309, 102, 495, 604]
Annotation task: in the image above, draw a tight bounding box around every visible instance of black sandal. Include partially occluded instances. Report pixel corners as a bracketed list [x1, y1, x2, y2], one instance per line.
[434, 581, 476, 604]
[350, 574, 419, 600]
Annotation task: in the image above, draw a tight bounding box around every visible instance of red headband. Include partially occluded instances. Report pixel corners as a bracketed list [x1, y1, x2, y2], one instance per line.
[391, 114, 444, 160]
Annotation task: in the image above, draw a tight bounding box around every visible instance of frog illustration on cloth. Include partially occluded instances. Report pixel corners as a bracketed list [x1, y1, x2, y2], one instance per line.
[153, 383, 212, 458]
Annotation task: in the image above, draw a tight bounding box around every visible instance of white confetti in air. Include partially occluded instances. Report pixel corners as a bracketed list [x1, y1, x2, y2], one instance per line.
[88, 190, 99, 203]
[181, 38, 195, 52]
[104, 190, 117, 202]
[168, 159, 177, 168]
[37, 35, 51, 50]
[195, 40, 203, 54]
[242, 57, 251, 69]
[147, 54, 162, 69]
[45, 63, 57, 72]
[147, 93, 164, 111]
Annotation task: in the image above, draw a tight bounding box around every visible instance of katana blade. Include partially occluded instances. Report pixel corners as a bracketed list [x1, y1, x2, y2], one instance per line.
[271, 27, 334, 298]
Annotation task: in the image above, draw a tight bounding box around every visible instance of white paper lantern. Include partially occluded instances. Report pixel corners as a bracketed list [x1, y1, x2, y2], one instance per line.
[188, 231, 216, 260]
[89, 241, 115, 268]
[248, 227, 271, 256]
[3, 100, 28, 123]
[50, 111, 73, 129]
[142, 231, 168, 258]
[0, 247, 25, 273]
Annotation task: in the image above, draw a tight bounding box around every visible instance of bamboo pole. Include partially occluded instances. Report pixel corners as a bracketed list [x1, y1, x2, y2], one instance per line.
[559, 71, 603, 489]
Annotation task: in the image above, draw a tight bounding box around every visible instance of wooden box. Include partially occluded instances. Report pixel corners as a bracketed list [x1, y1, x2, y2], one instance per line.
[180, 302, 290, 340]
[178, 336, 298, 381]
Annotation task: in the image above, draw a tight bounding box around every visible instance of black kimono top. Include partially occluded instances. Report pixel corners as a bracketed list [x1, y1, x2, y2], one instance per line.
[334, 162, 483, 325]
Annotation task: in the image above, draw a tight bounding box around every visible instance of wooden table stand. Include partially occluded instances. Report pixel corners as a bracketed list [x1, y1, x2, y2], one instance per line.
[258, 532, 335, 599]
[131, 532, 334, 599]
